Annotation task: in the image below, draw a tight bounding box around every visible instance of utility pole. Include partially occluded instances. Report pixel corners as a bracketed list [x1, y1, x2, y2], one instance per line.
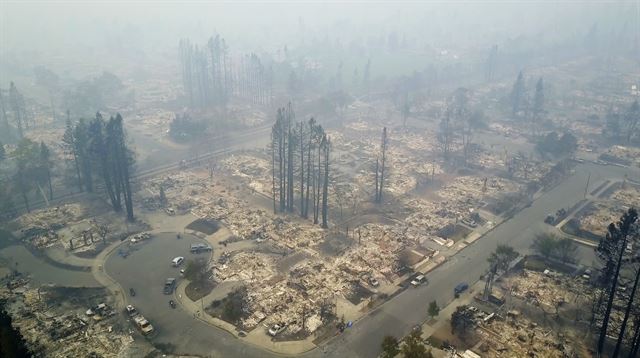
[583, 172, 591, 198]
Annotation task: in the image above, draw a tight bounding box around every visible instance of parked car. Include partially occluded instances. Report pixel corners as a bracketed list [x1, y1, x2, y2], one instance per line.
[411, 275, 427, 287]
[268, 323, 286, 337]
[164, 278, 176, 294]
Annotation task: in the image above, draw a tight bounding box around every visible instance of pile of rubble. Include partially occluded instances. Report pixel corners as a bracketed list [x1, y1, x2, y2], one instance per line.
[404, 199, 453, 236]
[220, 153, 272, 195]
[603, 145, 640, 166]
[17, 204, 85, 230]
[0, 284, 134, 357]
[502, 269, 591, 309]
[577, 183, 640, 236]
[476, 313, 579, 357]
[577, 202, 621, 236]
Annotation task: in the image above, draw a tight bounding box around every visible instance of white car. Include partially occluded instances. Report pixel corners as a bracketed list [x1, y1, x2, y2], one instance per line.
[411, 275, 426, 286]
[172, 256, 185, 267]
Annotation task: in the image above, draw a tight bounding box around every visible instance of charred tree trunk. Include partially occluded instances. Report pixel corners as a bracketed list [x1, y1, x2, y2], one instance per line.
[598, 209, 638, 354]
[321, 136, 330, 229]
[612, 265, 640, 357]
[299, 121, 305, 217]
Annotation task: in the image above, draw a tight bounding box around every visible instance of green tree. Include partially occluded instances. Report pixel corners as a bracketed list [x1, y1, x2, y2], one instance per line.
[451, 305, 476, 341]
[401, 328, 432, 358]
[0, 142, 5, 161]
[533, 77, 544, 117]
[380, 335, 400, 358]
[107, 114, 135, 221]
[555, 238, 578, 264]
[0, 304, 33, 358]
[62, 113, 82, 191]
[13, 139, 39, 212]
[428, 300, 439, 319]
[488, 244, 518, 271]
[624, 100, 639, 143]
[184, 259, 208, 283]
[532, 233, 556, 259]
[74, 118, 92, 192]
[9, 82, 25, 138]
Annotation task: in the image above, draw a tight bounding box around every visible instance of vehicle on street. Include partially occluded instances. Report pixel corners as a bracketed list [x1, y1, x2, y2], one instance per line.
[169, 300, 177, 309]
[190, 243, 213, 253]
[164, 278, 176, 294]
[454, 282, 469, 296]
[268, 323, 286, 337]
[172, 256, 185, 267]
[410, 274, 427, 286]
[129, 288, 136, 296]
[133, 315, 154, 335]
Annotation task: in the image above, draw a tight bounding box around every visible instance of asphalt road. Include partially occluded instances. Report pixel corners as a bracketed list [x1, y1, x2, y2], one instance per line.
[0, 244, 99, 287]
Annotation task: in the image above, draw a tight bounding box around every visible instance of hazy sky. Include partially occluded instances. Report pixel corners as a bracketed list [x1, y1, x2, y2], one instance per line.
[3, 1, 637, 52]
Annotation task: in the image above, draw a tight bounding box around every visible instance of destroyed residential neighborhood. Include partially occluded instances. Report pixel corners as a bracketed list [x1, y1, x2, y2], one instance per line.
[1, 2, 640, 358]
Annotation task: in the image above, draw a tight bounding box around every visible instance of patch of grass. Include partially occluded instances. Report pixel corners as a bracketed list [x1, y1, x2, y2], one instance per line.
[206, 287, 249, 327]
[523, 257, 547, 272]
[186, 219, 220, 235]
[185, 280, 216, 302]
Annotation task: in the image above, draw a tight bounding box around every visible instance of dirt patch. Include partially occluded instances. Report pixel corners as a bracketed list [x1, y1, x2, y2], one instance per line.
[345, 283, 373, 305]
[186, 219, 220, 235]
[205, 287, 249, 327]
[185, 280, 216, 302]
[46, 287, 109, 307]
[438, 224, 472, 242]
[276, 251, 308, 273]
[317, 233, 352, 256]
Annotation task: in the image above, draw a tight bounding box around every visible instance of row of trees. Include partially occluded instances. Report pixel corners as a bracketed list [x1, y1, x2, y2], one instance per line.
[437, 88, 485, 163]
[374, 127, 387, 203]
[62, 113, 135, 221]
[180, 36, 273, 109]
[381, 329, 433, 358]
[510, 71, 545, 135]
[180, 36, 233, 109]
[270, 104, 331, 228]
[0, 82, 31, 141]
[532, 233, 578, 264]
[604, 100, 640, 144]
